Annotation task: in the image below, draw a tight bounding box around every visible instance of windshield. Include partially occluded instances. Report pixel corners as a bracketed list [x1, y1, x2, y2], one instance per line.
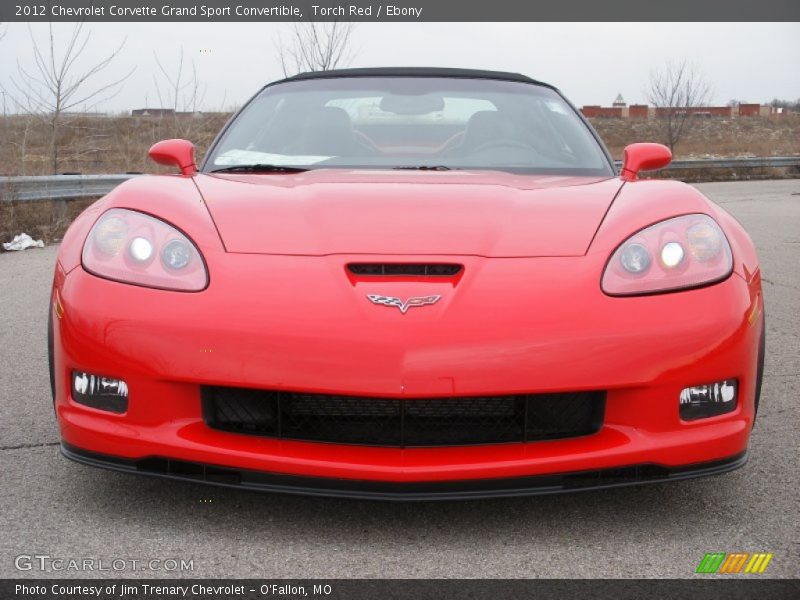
[204, 77, 613, 176]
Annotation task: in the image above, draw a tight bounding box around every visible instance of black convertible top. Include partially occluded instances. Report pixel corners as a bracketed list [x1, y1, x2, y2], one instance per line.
[274, 67, 555, 89]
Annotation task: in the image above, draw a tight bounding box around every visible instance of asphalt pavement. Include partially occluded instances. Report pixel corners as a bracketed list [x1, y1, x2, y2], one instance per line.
[0, 179, 798, 579]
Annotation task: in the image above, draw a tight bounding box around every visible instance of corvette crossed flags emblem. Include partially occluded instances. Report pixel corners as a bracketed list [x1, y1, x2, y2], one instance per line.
[367, 294, 441, 314]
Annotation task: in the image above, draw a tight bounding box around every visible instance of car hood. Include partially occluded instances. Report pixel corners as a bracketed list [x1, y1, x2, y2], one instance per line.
[193, 170, 622, 257]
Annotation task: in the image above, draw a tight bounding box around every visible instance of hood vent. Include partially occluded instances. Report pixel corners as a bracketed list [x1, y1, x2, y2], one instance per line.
[348, 263, 463, 277]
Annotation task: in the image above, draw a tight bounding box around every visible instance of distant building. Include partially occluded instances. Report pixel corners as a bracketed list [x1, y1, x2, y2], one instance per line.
[131, 108, 175, 117]
[131, 108, 224, 118]
[580, 105, 623, 118]
[738, 103, 773, 117]
[653, 106, 733, 118]
[580, 101, 780, 119]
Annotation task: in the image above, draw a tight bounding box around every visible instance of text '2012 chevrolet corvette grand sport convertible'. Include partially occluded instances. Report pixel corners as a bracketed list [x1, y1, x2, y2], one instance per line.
[50, 68, 764, 500]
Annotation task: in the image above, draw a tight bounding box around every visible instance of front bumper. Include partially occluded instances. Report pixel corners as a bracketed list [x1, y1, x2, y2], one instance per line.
[61, 443, 748, 501]
[52, 253, 763, 496]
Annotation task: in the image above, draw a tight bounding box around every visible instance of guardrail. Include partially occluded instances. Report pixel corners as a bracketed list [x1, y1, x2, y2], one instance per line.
[1, 156, 798, 203]
[0, 174, 139, 202]
[616, 156, 800, 171]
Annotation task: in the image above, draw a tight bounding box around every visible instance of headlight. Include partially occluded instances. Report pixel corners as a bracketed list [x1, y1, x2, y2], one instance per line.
[619, 243, 651, 274]
[602, 214, 732, 296]
[82, 208, 208, 291]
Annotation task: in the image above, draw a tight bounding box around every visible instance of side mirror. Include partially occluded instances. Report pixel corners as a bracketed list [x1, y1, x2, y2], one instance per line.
[620, 143, 672, 181]
[148, 139, 197, 177]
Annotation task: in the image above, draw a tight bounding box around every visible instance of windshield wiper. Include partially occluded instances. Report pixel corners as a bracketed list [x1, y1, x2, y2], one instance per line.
[393, 165, 453, 171]
[211, 164, 309, 173]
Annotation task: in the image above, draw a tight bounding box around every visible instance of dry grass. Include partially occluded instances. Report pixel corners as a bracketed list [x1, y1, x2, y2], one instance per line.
[592, 114, 800, 160]
[0, 197, 96, 246]
[0, 113, 230, 176]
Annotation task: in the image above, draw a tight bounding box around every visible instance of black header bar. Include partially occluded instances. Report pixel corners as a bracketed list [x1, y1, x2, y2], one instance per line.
[2, 0, 799, 22]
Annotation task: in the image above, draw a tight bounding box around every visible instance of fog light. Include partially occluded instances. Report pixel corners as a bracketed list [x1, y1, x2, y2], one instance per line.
[679, 379, 737, 421]
[71, 371, 128, 414]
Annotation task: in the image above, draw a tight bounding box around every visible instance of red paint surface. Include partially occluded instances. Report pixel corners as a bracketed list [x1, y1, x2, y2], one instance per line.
[148, 139, 197, 176]
[52, 167, 762, 484]
[620, 143, 672, 181]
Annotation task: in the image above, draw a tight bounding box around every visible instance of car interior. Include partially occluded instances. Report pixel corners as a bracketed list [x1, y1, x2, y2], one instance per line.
[209, 81, 610, 172]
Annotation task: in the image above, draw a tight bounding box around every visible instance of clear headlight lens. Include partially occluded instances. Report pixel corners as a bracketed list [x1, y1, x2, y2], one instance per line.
[660, 241, 685, 268]
[82, 208, 208, 291]
[128, 236, 154, 263]
[602, 214, 732, 296]
[93, 215, 128, 256]
[619, 243, 651, 274]
[686, 221, 724, 261]
[162, 239, 192, 270]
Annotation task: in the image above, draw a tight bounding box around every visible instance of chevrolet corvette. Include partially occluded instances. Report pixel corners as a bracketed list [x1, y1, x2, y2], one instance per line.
[50, 68, 764, 499]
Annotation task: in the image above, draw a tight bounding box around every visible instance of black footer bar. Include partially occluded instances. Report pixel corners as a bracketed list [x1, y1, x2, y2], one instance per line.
[3, 579, 799, 600]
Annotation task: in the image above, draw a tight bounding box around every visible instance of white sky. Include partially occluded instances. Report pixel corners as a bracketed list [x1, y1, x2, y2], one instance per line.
[1, 22, 798, 113]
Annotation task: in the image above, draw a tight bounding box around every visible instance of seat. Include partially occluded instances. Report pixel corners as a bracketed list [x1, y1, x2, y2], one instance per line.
[291, 107, 362, 156]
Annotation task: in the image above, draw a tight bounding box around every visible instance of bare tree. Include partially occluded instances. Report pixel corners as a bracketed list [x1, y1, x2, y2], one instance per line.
[153, 47, 206, 114]
[0, 24, 8, 119]
[6, 23, 134, 173]
[277, 21, 356, 76]
[646, 60, 712, 152]
[150, 47, 207, 140]
[770, 98, 800, 113]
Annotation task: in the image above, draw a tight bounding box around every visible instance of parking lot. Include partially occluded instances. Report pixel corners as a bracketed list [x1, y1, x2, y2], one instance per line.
[0, 179, 797, 579]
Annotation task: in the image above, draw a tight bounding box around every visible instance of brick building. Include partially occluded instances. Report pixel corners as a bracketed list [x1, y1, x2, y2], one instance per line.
[581, 94, 779, 119]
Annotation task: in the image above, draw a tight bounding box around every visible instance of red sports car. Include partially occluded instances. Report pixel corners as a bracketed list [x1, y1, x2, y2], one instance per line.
[50, 68, 764, 499]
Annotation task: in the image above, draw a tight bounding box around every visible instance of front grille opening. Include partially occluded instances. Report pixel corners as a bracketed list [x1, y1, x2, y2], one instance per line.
[203, 387, 605, 448]
[348, 263, 463, 277]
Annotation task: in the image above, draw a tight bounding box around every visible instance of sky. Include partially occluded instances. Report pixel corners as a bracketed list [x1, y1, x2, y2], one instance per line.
[0, 22, 798, 113]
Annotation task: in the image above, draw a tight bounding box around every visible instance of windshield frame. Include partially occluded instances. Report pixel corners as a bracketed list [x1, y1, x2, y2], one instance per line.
[200, 74, 617, 177]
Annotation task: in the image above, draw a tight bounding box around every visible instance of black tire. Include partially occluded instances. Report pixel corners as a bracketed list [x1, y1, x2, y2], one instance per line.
[48, 304, 56, 409]
[753, 311, 765, 424]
